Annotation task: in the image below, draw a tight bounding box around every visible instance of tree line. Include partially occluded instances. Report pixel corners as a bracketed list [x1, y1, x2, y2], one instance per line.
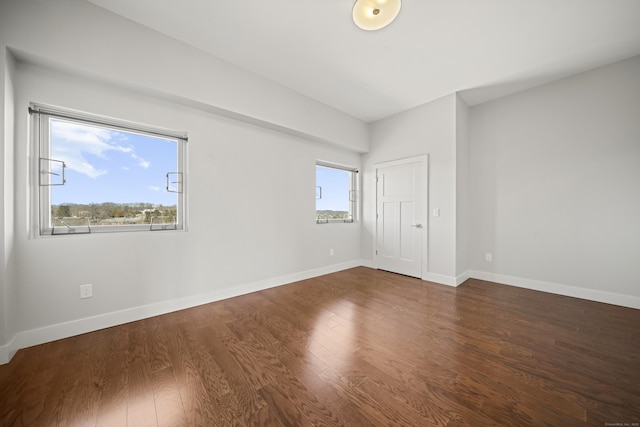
[53, 202, 177, 222]
[316, 210, 349, 219]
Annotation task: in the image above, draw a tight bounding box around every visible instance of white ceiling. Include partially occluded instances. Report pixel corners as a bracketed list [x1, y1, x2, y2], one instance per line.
[87, 0, 640, 123]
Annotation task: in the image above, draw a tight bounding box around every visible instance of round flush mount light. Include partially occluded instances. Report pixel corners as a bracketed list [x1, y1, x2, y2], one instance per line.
[352, 0, 402, 31]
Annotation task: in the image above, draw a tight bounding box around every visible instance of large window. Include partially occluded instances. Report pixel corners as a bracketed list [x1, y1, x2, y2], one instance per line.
[316, 161, 358, 223]
[31, 104, 187, 235]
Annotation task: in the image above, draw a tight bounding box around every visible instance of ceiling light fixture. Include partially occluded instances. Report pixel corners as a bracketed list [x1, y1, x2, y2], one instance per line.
[352, 0, 401, 31]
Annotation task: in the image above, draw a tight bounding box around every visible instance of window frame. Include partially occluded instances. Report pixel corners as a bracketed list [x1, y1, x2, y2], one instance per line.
[315, 160, 359, 224]
[30, 103, 188, 237]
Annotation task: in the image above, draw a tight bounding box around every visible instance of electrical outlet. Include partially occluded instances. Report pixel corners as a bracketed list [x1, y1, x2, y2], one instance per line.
[329, 248, 334, 256]
[485, 253, 493, 262]
[80, 284, 93, 299]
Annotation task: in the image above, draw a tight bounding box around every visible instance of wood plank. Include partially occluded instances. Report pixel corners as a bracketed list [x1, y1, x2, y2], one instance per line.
[95, 346, 128, 427]
[151, 367, 188, 427]
[127, 361, 158, 427]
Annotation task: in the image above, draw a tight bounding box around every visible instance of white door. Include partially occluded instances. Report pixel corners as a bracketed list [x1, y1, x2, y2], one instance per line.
[376, 157, 426, 278]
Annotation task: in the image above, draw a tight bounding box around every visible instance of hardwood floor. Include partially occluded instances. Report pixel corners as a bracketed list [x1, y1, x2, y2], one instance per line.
[1, 267, 639, 426]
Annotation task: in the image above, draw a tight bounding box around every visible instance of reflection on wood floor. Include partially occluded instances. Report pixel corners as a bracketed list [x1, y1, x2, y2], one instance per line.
[1, 267, 639, 426]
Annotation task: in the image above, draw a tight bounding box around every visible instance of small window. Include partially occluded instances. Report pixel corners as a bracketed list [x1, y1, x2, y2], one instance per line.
[316, 161, 358, 223]
[31, 104, 187, 236]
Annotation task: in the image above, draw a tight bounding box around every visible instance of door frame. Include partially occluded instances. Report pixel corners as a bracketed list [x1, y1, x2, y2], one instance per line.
[374, 154, 429, 279]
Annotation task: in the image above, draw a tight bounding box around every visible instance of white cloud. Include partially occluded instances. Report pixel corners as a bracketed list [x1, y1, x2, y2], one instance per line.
[148, 186, 161, 192]
[51, 119, 132, 179]
[51, 119, 154, 179]
[132, 153, 151, 169]
[77, 162, 108, 179]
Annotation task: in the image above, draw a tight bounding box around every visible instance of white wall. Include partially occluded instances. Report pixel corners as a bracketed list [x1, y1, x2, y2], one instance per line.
[0, 60, 364, 362]
[469, 55, 640, 306]
[363, 94, 459, 284]
[0, 0, 368, 153]
[0, 50, 17, 348]
[0, 0, 370, 363]
[455, 95, 470, 280]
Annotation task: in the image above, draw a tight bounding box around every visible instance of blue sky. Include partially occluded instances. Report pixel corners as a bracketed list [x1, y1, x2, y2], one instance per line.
[316, 165, 350, 211]
[49, 119, 178, 206]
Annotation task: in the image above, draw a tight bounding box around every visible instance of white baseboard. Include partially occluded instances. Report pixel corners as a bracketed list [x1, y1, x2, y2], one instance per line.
[422, 272, 460, 287]
[468, 270, 640, 310]
[456, 271, 471, 286]
[0, 259, 367, 365]
[420, 272, 469, 287]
